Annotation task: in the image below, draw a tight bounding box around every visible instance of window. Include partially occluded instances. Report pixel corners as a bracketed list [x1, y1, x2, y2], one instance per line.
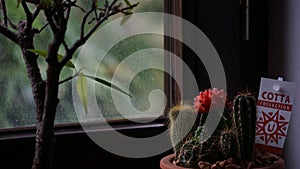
[0, 0, 166, 129]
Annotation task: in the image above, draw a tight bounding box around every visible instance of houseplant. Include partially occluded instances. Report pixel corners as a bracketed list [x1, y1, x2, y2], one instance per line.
[0, 0, 136, 169]
[160, 88, 285, 169]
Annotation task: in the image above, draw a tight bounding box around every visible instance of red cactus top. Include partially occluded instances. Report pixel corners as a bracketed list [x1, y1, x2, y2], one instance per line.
[193, 88, 231, 113]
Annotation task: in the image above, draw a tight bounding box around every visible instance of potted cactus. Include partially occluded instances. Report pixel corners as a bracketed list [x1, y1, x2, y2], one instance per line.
[160, 88, 285, 169]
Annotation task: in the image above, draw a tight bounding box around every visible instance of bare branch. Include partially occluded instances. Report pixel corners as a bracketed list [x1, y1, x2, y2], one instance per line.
[59, 75, 75, 84]
[85, 3, 138, 41]
[80, 5, 95, 38]
[70, 3, 85, 13]
[59, 72, 79, 84]
[59, 2, 138, 69]
[108, 0, 119, 13]
[24, 0, 40, 5]
[44, 4, 68, 65]
[44, 10, 58, 33]
[62, 39, 69, 52]
[35, 23, 49, 33]
[8, 20, 18, 30]
[21, 1, 42, 36]
[0, 0, 18, 30]
[0, 0, 8, 26]
[0, 23, 19, 44]
[32, 6, 41, 21]
[83, 3, 138, 41]
[22, 1, 33, 22]
[0, 0, 40, 30]
[65, 5, 71, 21]
[91, 1, 99, 20]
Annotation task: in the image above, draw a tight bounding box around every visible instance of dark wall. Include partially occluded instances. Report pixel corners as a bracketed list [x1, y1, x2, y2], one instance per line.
[0, 124, 171, 169]
[182, 0, 269, 98]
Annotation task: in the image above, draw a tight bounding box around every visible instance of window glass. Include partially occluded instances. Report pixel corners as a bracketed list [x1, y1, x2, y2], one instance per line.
[0, 0, 164, 129]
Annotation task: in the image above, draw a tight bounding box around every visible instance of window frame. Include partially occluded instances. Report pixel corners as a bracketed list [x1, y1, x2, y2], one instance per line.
[0, 0, 183, 138]
[164, 0, 183, 107]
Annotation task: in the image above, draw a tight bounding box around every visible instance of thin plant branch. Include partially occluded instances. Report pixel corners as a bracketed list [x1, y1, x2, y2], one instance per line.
[92, 1, 99, 20]
[62, 39, 69, 52]
[0, 23, 19, 43]
[108, 0, 119, 13]
[84, 3, 138, 40]
[80, 3, 95, 38]
[104, 0, 110, 14]
[70, 2, 86, 13]
[8, 20, 17, 30]
[64, 5, 71, 21]
[44, 10, 58, 33]
[32, 6, 41, 21]
[22, 1, 33, 22]
[59, 68, 85, 84]
[87, 17, 95, 24]
[37, 23, 49, 33]
[0, 2, 18, 31]
[59, 72, 79, 84]
[0, 0, 8, 26]
[24, 0, 40, 5]
[59, 2, 138, 69]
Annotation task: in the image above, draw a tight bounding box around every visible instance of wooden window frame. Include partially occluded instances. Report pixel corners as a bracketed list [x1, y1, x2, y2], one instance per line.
[0, 0, 183, 138]
[164, 0, 183, 107]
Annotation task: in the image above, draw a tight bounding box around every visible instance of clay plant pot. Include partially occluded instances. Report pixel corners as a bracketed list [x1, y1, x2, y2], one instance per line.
[160, 154, 285, 169]
[160, 154, 188, 169]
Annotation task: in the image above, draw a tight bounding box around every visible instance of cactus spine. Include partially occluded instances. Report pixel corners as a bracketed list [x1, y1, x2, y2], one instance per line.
[168, 104, 198, 153]
[233, 94, 257, 165]
[175, 126, 204, 168]
[219, 129, 238, 160]
[175, 126, 222, 167]
[167, 89, 259, 168]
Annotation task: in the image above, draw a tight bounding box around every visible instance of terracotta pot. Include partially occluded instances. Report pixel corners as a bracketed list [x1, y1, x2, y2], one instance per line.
[160, 154, 285, 169]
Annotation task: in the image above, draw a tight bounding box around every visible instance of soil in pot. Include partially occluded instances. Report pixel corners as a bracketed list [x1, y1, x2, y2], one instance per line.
[160, 152, 285, 169]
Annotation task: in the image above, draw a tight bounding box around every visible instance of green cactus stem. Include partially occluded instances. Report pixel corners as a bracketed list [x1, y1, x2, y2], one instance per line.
[233, 94, 257, 165]
[168, 104, 198, 153]
[219, 129, 238, 160]
[174, 126, 204, 168]
[175, 126, 224, 168]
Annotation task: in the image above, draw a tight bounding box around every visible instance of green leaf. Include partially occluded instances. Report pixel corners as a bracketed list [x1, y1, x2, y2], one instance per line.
[120, 0, 136, 25]
[77, 75, 88, 114]
[17, 0, 22, 8]
[27, 49, 75, 69]
[93, 0, 98, 7]
[124, 0, 132, 6]
[57, 54, 75, 68]
[82, 74, 131, 97]
[27, 49, 47, 57]
[40, 0, 53, 7]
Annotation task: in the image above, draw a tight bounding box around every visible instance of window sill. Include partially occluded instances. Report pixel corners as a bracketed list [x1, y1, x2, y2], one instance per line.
[0, 118, 167, 141]
[0, 118, 171, 169]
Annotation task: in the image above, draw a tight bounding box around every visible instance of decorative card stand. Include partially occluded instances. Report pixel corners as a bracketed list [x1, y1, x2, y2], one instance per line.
[255, 77, 296, 155]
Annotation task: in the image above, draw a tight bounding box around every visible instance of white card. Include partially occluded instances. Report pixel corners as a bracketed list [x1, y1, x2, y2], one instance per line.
[255, 77, 296, 155]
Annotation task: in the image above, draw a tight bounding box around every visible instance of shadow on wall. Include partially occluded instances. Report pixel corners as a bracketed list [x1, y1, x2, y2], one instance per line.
[269, 0, 300, 168]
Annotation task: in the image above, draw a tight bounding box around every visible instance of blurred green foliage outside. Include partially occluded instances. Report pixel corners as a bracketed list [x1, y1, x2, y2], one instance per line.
[0, 0, 164, 128]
